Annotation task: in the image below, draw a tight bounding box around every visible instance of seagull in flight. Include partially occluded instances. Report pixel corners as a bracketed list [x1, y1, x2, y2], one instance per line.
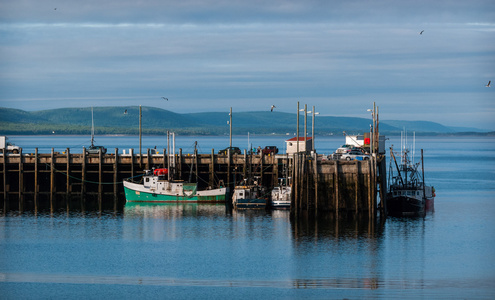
[162, 97, 168, 101]
[270, 105, 276, 112]
[420, 30, 424, 35]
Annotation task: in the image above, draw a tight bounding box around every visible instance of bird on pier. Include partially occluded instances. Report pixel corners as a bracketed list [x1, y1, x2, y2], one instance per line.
[162, 97, 168, 101]
[420, 30, 424, 35]
[271, 105, 276, 112]
[486, 81, 491, 87]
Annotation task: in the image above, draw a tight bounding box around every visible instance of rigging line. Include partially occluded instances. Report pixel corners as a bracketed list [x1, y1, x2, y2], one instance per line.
[181, 141, 198, 154]
[195, 174, 211, 185]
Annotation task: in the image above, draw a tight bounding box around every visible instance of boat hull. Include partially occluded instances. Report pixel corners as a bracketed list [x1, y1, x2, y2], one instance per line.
[233, 198, 267, 209]
[387, 195, 425, 217]
[271, 186, 291, 209]
[123, 181, 226, 203]
[271, 201, 290, 209]
[425, 197, 435, 212]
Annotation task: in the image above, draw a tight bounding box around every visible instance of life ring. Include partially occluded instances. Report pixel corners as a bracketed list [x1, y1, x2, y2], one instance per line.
[153, 168, 168, 176]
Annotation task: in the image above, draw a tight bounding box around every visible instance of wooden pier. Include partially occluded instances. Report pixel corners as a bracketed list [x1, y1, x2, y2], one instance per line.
[291, 152, 387, 218]
[0, 147, 386, 216]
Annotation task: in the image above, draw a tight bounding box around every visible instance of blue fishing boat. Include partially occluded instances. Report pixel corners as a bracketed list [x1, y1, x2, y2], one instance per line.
[232, 178, 267, 209]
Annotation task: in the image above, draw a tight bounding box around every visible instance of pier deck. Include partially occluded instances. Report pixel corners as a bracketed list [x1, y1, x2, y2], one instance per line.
[1, 147, 385, 215]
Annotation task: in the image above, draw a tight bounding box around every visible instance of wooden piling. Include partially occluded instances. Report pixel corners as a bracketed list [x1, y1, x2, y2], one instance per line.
[378, 157, 387, 216]
[163, 148, 167, 168]
[260, 152, 264, 186]
[313, 154, 318, 216]
[130, 148, 134, 179]
[66, 148, 70, 211]
[146, 148, 150, 170]
[227, 148, 231, 190]
[19, 148, 23, 211]
[34, 148, 38, 211]
[355, 163, 359, 213]
[243, 150, 247, 181]
[81, 148, 86, 209]
[367, 160, 372, 218]
[334, 161, 339, 214]
[2, 150, 7, 210]
[194, 147, 198, 183]
[179, 148, 183, 178]
[50, 148, 54, 211]
[210, 149, 215, 187]
[98, 148, 103, 208]
[113, 148, 119, 206]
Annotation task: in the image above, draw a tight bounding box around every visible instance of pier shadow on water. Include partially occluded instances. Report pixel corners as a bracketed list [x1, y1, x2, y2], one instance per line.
[291, 211, 386, 242]
[0, 194, 127, 216]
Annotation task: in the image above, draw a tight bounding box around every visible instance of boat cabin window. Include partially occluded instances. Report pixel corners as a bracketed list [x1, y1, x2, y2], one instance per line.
[145, 178, 150, 183]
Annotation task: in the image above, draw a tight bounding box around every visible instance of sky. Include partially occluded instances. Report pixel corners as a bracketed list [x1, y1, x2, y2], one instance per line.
[0, 0, 494, 130]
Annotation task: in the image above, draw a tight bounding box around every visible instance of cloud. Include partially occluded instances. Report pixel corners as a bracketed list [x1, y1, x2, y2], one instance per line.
[1, 0, 494, 24]
[0, 1, 494, 129]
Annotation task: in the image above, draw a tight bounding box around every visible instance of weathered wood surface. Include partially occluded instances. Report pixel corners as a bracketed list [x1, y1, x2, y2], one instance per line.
[0, 148, 384, 215]
[291, 154, 382, 215]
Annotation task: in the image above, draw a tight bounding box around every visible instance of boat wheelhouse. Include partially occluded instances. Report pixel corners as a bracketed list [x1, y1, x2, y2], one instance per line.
[232, 178, 267, 209]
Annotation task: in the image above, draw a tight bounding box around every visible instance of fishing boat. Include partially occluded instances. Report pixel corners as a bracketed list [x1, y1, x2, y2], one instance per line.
[271, 177, 292, 209]
[387, 146, 435, 217]
[123, 168, 227, 203]
[232, 178, 268, 209]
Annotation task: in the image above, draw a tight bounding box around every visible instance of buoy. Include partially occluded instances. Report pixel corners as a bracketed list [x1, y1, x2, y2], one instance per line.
[153, 168, 168, 176]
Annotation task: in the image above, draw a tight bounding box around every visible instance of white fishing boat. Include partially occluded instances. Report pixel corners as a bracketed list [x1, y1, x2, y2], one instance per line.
[271, 177, 292, 209]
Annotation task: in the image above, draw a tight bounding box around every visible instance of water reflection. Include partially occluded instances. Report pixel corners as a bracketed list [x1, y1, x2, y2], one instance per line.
[291, 213, 386, 241]
[124, 202, 228, 219]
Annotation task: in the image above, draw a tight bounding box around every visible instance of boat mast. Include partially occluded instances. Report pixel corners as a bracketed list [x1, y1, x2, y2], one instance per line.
[421, 149, 426, 200]
[404, 150, 408, 186]
[390, 147, 404, 186]
[167, 131, 170, 181]
[195, 141, 198, 183]
[189, 141, 198, 183]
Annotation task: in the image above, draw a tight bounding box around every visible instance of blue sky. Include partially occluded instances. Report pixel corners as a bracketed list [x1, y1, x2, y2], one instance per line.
[1, 0, 494, 129]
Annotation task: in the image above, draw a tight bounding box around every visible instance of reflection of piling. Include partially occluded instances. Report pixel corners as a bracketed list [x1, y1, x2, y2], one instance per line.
[291, 210, 386, 241]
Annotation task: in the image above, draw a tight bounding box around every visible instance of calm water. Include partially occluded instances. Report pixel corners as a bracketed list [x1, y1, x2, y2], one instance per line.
[1, 135, 495, 299]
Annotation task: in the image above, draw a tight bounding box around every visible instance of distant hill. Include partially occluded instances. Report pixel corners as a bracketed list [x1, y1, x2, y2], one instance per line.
[0, 106, 491, 136]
